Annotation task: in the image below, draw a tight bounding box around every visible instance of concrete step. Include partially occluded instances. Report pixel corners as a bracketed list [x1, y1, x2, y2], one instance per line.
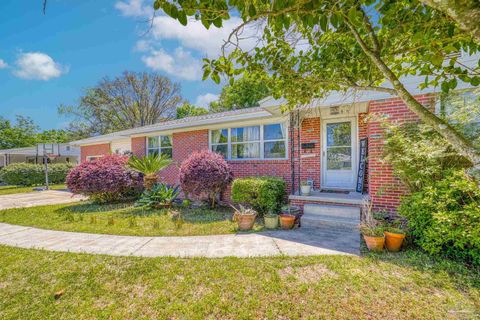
[301, 204, 360, 229]
[301, 214, 359, 229]
[303, 204, 360, 220]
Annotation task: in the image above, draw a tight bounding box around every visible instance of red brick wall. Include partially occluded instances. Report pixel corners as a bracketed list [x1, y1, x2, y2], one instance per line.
[299, 117, 321, 190]
[157, 130, 210, 185]
[131, 136, 146, 158]
[80, 143, 111, 162]
[367, 94, 435, 212]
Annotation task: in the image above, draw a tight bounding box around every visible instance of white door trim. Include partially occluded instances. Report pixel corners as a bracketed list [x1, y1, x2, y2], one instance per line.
[320, 116, 358, 190]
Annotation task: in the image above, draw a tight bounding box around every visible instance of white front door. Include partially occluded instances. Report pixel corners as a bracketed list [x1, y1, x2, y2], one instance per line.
[321, 118, 357, 189]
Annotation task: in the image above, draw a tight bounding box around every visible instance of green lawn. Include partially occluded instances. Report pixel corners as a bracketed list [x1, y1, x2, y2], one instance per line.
[0, 184, 66, 196]
[0, 202, 264, 236]
[0, 245, 478, 319]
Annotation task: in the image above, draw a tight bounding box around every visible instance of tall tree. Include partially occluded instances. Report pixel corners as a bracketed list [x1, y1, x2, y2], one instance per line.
[209, 76, 271, 112]
[0, 116, 39, 149]
[176, 102, 209, 119]
[0, 115, 73, 149]
[153, 0, 480, 172]
[59, 71, 182, 136]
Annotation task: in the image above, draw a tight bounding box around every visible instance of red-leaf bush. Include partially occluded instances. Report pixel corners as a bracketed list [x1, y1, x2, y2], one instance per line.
[66, 154, 143, 203]
[179, 150, 233, 207]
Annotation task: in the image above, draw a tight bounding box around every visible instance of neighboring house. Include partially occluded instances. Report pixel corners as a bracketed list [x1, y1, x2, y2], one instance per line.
[0, 143, 80, 168]
[70, 82, 476, 214]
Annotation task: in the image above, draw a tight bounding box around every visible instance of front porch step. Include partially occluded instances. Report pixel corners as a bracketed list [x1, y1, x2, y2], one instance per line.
[302, 204, 360, 229]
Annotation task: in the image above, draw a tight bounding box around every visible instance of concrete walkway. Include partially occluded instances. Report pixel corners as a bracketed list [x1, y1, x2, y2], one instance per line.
[0, 190, 86, 210]
[0, 222, 360, 258]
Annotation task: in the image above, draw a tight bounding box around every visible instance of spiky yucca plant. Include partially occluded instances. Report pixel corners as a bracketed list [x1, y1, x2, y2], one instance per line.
[127, 154, 172, 190]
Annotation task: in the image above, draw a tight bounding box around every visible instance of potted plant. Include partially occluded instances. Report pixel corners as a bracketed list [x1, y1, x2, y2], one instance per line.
[361, 199, 385, 252]
[264, 210, 279, 229]
[231, 204, 257, 231]
[384, 227, 406, 252]
[360, 225, 385, 252]
[300, 181, 311, 196]
[279, 213, 296, 229]
[281, 205, 302, 227]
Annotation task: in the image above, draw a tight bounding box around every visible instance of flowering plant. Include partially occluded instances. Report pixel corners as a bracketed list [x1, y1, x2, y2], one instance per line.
[66, 154, 143, 203]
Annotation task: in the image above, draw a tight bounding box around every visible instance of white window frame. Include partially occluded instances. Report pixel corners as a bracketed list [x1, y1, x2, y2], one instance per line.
[209, 122, 289, 160]
[86, 155, 103, 161]
[146, 135, 173, 158]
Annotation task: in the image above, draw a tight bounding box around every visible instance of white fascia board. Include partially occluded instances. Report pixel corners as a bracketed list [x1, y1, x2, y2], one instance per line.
[70, 134, 130, 146]
[130, 110, 276, 137]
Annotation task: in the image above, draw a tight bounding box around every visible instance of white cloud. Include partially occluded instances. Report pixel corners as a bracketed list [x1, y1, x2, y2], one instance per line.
[115, 0, 152, 17]
[0, 59, 7, 69]
[141, 47, 202, 81]
[13, 52, 67, 80]
[151, 16, 257, 57]
[195, 93, 219, 108]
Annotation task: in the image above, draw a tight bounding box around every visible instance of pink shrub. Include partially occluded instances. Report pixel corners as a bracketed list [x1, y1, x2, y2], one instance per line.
[66, 154, 143, 203]
[179, 150, 233, 207]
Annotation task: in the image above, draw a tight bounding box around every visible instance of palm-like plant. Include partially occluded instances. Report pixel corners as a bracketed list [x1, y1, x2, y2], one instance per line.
[127, 154, 172, 189]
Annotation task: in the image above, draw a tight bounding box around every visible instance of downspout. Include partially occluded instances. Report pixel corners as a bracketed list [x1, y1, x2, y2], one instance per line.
[297, 110, 301, 195]
[290, 113, 295, 195]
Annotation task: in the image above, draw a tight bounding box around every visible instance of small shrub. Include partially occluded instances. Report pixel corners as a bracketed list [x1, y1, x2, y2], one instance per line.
[384, 123, 471, 192]
[66, 154, 143, 204]
[399, 170, 480, 265]
[135, 184, 179, 209]
[0, 162, 75, 186]
[231, 177, 286, 215]
[179, 150, 233, 208]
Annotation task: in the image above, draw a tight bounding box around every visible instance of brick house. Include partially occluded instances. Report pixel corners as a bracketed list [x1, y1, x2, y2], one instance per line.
[71, 90, 441, 215]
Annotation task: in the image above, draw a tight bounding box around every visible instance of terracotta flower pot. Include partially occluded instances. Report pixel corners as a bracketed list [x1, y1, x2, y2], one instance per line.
[237, 214, 256, 231]
[384, 231, 406, 252]
[363, 235, 385, 252]
[264, 215, 279, 229]
[279, 214, 296, 230]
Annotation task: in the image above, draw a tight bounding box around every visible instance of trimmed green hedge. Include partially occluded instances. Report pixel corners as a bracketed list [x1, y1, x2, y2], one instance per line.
[231, 177, 286, 214]
[0, 162, 75, 186]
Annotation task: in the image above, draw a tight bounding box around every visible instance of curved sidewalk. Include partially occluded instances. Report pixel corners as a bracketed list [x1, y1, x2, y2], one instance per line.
[0, 223, 359, 258]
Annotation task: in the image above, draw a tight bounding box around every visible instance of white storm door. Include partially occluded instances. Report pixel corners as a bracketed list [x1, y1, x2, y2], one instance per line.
[322, 118, 357, 189]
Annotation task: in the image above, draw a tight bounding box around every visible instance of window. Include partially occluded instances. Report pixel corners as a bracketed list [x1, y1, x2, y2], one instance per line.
[86, 155, 103, 162]
[263, 123, 287, 159]
[210, 123, 287, 160]
[147, 135, 173, 158]
[231, 126, 260, 159]
[210, 129, 228, 158]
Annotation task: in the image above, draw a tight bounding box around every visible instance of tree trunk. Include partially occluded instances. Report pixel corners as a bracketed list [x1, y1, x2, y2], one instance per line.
[420, 0, 480, 43]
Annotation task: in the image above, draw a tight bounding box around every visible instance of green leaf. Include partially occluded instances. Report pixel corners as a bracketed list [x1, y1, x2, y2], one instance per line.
[153, 0, 161, 10]
[178, 10, 187, 26]
[202, 68, 211, 81]
[319, 15, 328, 32]
[212, 72, 221, 84]
[213, 17, 222, 28]
[201, 17, 211, 29]
[248, 4, 256, 17]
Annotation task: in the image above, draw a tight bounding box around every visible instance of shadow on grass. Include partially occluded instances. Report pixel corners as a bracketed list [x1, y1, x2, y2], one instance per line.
[54, 202, 238, 225]
[363, 245, 480, 290]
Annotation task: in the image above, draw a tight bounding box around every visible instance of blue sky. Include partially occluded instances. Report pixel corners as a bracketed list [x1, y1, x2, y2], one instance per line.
[0, 0, 235, 130]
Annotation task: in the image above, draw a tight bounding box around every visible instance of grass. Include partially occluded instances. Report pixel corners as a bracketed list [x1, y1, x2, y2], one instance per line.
[0, 184, 66, 196]
[0, 245, 478, 319]
[0, 202, 264, 236]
